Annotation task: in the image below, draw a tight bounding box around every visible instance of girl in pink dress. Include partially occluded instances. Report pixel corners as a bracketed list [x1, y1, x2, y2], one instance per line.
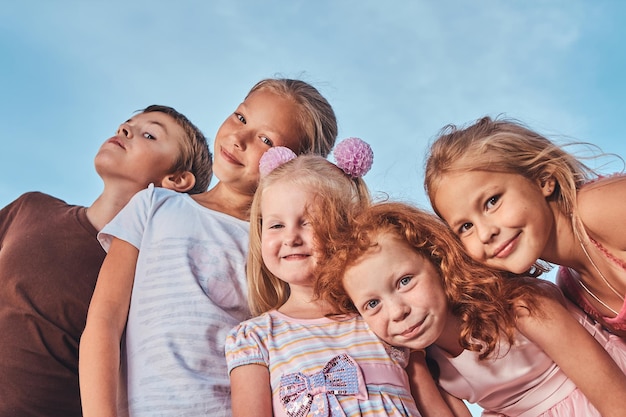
[424, 116, 626, 337]
[316, 202, 626, 417]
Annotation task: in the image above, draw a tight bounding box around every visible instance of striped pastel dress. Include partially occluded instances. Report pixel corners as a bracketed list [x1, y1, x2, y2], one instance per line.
[225, 310, 421, 417]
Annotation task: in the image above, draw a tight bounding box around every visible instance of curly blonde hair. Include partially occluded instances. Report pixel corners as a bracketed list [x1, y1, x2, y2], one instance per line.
[316, 201, 556, 359]
[246, 154, 370, 316]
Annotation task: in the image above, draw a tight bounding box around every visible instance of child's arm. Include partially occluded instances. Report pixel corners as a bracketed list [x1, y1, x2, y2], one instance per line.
[230, 364, 273, 417]
[438, 390, 473, 417]
[406, 350, 464, 417]
[515, 293, 626, 417]
[79, 237, 138, 417]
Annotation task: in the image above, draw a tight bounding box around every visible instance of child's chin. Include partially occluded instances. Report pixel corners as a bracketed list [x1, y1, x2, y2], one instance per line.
[503, 262, 534, 275]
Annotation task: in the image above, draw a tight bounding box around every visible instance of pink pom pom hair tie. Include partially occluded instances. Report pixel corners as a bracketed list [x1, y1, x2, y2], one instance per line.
[333, 137, 374, 178]
[258, 137, 374, 178]
[259, 147, 298, 177]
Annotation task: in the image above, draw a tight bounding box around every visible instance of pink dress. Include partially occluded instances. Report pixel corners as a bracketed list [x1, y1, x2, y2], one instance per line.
[564, 298, 626, 370]
[427, 310, 626, 417]
[557, 243, 626, 335]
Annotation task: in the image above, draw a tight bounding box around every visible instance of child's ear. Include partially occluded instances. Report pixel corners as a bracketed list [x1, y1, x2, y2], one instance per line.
[538, 173, 556, 197]
[161, 171, 196, 193]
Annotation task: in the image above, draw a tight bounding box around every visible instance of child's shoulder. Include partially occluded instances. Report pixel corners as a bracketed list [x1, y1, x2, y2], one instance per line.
[580, 173, 626, 193]
[132, 184, 192, 205]
[20, 191, 65, 204]
[577, 174, 626, 241]
[228, 311, 275, 338]
[5, 191, 68, 212]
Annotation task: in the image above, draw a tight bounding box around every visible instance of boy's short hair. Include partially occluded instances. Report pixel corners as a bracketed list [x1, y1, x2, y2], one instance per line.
[142, 105, 212, 194]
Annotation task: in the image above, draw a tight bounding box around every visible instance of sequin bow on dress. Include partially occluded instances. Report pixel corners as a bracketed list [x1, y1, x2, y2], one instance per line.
[279, 354, 367, 417]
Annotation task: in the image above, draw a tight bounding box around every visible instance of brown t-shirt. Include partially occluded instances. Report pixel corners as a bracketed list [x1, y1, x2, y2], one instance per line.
[0, 192, 105, 417]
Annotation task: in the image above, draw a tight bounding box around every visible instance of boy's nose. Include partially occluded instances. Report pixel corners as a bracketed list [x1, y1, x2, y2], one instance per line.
[117, 124, 131, 138]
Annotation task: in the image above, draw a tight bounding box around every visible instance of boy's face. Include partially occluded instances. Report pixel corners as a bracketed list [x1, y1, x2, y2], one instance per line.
[212, 89, 304, 196]
[95, 111, 186, 189]
[343, 232, 449, 351]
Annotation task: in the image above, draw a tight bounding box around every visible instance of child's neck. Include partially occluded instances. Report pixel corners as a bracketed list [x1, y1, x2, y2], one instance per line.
[86, 185, 146, 231]
[540, 202, 577, 267]
[434, 311, 464, 358]
[192, 182, 252, 221]
[278, 297, 332, 320]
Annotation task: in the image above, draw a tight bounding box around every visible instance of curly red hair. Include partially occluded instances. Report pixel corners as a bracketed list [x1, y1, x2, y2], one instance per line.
[315, 201, 553, 359]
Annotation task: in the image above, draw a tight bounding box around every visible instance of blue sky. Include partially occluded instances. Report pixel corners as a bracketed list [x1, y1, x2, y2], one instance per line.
[2, 2, 625, 415]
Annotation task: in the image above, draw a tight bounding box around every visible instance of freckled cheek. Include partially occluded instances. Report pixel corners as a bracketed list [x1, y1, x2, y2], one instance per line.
[361, 316, 383, 335]
[371, 323, 393, 342]
[362, 315, 385, 333]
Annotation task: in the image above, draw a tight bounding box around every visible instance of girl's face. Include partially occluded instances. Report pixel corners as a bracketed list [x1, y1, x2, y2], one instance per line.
[212, 89, 303, 196]
[260, 182, 317, 287]
[343, 232, 449, 351]
[433, 170, 554, 274]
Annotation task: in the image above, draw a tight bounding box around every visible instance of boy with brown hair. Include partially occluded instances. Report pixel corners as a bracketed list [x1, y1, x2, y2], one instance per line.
[0, 104, 211, 417]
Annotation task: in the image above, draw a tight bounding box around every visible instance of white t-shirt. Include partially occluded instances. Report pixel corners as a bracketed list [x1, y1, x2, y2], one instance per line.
[99, 184, 250, 417]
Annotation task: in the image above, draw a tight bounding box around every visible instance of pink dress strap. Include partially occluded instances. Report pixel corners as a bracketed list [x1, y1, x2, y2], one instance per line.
[557, 266, 626, 333]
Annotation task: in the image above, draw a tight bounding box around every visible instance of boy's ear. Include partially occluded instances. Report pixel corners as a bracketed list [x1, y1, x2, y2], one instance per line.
[161, 171, 196, 193]
[538, 172, 556, 197]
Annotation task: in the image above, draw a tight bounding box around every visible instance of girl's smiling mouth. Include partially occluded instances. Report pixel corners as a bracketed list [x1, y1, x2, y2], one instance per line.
[492, 232, 521, 259]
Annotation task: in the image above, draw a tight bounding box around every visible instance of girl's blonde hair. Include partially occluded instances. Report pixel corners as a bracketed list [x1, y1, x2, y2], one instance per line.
[424, 116, 597, 275]
[248, 78, 337, 158]
[247, 155, 370, 316]
[316, 201, 553, 359]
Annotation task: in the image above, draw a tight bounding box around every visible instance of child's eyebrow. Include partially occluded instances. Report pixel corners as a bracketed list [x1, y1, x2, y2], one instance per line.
[140, 119, 170, 134]
[148, 120, 168, 132]
[126, 116, 169, 133]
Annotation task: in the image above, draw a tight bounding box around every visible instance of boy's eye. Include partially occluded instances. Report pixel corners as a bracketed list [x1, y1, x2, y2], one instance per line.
[260, 136, 273, 146]
[143, 132, 156, 140]
[365, 299, 380, 310]
[236, 113, 246, 124]
[485, 195, 500, 210]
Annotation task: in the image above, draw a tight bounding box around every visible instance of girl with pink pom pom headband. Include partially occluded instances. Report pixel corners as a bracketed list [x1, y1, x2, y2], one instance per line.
[248, 138, 373, 317]
[259, 137, 374, 178]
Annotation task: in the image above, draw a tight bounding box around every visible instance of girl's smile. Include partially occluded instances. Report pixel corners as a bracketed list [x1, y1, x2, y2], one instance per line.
[343, 232, 449, 352]
[433, 170, 556, 274]
[212, 89, 303, 195]
[260, 181, 317, 288]
[219, 146, 243, 166]
[492, 232, 521, 259]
